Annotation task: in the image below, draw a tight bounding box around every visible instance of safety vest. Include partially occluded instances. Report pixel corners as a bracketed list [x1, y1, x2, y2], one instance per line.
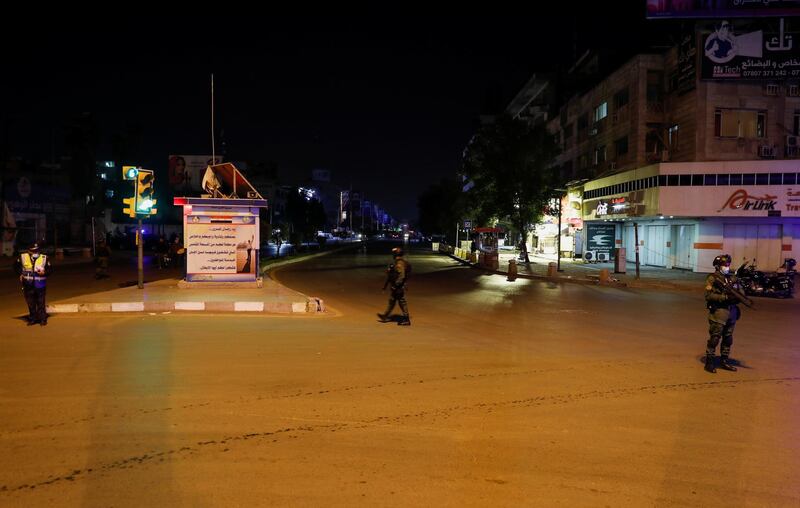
[20, 253, 48, 285]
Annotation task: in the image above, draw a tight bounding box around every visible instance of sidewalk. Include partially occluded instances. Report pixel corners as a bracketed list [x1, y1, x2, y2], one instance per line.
[448, 248, 708, 293]
[44, 252, 341, 316]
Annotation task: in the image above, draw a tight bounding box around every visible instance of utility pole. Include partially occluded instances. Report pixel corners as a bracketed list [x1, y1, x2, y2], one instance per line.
[137, 219, 144, 289]
[634, 221, 641, 279]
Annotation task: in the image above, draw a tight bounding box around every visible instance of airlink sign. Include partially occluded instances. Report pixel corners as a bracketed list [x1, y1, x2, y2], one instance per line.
[659, 186, 800, 217]
[718, 189, 778, 212]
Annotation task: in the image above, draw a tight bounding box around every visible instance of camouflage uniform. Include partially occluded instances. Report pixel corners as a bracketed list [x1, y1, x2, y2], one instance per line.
[378, 249, 410, 325]
[704, 257, 740, 373]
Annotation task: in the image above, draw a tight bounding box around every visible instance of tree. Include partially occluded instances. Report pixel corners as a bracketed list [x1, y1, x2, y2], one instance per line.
[285, 187, 327, 250]
[417, 177, 465, 243]
[460, 115, 559, 263]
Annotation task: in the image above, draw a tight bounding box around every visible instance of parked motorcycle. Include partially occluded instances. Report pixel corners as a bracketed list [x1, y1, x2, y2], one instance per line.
[735, 258, 796, 298]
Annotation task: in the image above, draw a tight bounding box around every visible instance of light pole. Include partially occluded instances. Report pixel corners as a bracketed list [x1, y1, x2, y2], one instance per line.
[554, 188, 566, 273]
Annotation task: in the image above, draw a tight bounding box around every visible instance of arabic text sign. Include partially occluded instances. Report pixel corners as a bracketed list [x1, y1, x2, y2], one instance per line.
[586, 223, 616, 255]
[701, 19, 800, 81]
[186, 223, 257, 275]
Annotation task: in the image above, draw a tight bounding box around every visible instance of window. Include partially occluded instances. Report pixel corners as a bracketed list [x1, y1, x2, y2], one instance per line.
[743, 174, 755, 185]
[668, 174, 679, 186]
[704, 174, 717, 185]
[692, 174, 704, 186]
[730, 174, 742, 185]
[680, 174, 692, 186]
[668, 124, 679, 148]
[794, 111, 800, 135]
[578, 114, 589, 131]
[649, 176, 657, 188]
[769, 173, 783, 185]
[615, 136, 629, 157]
[579, 153, 590, 169]
[717, 174, 730, 185]
[594, 102, 608, 122]
[715, 109, 767, 138]
[564, 123, 573, 139]
[647, 71, 663, 103]
[614, 88, 629, 109]
[594, 145, 607, 165]
[658, 175, 668, 186]
[756, 173, 769, 185]
[784, 173, 797, 185]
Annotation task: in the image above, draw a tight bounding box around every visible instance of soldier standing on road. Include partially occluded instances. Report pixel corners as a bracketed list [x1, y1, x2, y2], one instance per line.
[703, 254, 740, 373]
[95, 238, 112, 279]
[14, 243, 52, 326]
[378, 246, 411, 326]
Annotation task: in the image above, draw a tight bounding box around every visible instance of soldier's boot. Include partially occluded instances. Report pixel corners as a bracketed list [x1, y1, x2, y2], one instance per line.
[704, 354, 716, 374]
[376, 313, 391, 323]
[397, 317, 411, 326]
[719, 357, 737, 371]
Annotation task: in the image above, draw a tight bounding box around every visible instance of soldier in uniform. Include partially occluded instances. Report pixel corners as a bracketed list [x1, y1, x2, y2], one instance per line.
[95, 238, 112, 279]
[704, 254, 740, 373]
[14, 243, 52, 326]
[378, 246, 411, 326]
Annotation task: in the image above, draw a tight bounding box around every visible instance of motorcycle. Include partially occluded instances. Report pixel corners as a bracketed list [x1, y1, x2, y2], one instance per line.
[735, 258, 796, 299]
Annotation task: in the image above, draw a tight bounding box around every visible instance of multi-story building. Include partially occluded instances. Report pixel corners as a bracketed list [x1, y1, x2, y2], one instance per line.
[544, 21, 800, 273]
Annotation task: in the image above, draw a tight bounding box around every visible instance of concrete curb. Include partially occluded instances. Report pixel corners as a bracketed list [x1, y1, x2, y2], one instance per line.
[46, 296, 325, 315]
[445, 253, 628, 288]
[445, 253, 707, 292]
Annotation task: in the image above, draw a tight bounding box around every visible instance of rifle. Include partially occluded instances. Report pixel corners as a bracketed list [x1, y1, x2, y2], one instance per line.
[711, 272, 755, 309]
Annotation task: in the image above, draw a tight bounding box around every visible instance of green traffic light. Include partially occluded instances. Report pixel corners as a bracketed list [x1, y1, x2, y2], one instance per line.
[126, 167, 139, 179]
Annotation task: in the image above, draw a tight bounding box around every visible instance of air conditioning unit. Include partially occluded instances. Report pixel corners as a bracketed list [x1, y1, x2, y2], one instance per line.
[787, 135, 799, 147]
[789, 84, 800, 97]
[589, 127, 598, 137]
[596, 251, 610, 262]
[584, 250, 596, 262]
[765, 83, 780, 96]
[759, 145, 776, 158]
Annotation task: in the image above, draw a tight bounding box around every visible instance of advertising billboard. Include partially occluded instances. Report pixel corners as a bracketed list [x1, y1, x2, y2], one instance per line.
[647, 0, 800, 19]
[700, 18, 800, 80]
[168, 155, 224, 193]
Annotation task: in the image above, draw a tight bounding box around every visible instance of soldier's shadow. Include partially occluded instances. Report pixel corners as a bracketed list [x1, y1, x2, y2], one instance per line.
[695, 355, 753, 370]
[377, 314, 406, 323]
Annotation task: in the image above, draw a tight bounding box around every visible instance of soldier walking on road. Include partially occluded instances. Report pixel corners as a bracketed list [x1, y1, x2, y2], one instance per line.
[378, 246, 411, 326]
[703, 254, 741, 373]
[14, 243, 52, 326]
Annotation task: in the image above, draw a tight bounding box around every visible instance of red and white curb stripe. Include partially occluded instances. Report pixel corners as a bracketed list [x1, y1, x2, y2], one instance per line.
[47, 297, 325, 314]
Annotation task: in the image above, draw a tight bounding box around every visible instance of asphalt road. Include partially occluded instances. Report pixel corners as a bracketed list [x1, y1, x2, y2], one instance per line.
[1, 245, 798, 507]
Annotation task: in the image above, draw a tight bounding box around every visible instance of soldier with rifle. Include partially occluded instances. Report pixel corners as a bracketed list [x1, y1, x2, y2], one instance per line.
[377, 246, 411, 326]
[703, 254, 753, 373]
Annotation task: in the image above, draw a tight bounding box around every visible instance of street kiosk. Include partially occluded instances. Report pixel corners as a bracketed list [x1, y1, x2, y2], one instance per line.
[173, 163, 268, 286]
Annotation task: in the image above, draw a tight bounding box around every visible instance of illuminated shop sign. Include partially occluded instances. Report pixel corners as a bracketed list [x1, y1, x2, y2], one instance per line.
[718, 189, 777, 211]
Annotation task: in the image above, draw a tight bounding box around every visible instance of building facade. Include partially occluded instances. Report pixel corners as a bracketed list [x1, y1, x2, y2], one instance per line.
[544, 21, 800, 272]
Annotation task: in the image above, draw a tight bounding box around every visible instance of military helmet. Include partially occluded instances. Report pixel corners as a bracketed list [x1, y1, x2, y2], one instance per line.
[713, 254, 732, 268]
[391, 247, 404, 257]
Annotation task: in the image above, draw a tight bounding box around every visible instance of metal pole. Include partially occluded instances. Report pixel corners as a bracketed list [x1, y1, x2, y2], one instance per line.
[91, 217, 96, 257]
[455, 222, 459, 249]
[137, 218, 144, 289]
[634, 221, 640, 279]
[557, 196, 563, 272]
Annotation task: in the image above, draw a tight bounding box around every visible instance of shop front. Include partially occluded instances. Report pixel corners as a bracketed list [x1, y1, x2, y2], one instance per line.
[580, 161, 800, 272]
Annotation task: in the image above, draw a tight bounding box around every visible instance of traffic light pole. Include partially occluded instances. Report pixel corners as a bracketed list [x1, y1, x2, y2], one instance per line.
[137, 218, 144, 289]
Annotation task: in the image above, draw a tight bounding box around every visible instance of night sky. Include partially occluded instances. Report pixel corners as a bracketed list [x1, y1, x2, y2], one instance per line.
[2, 7, 669, 222]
